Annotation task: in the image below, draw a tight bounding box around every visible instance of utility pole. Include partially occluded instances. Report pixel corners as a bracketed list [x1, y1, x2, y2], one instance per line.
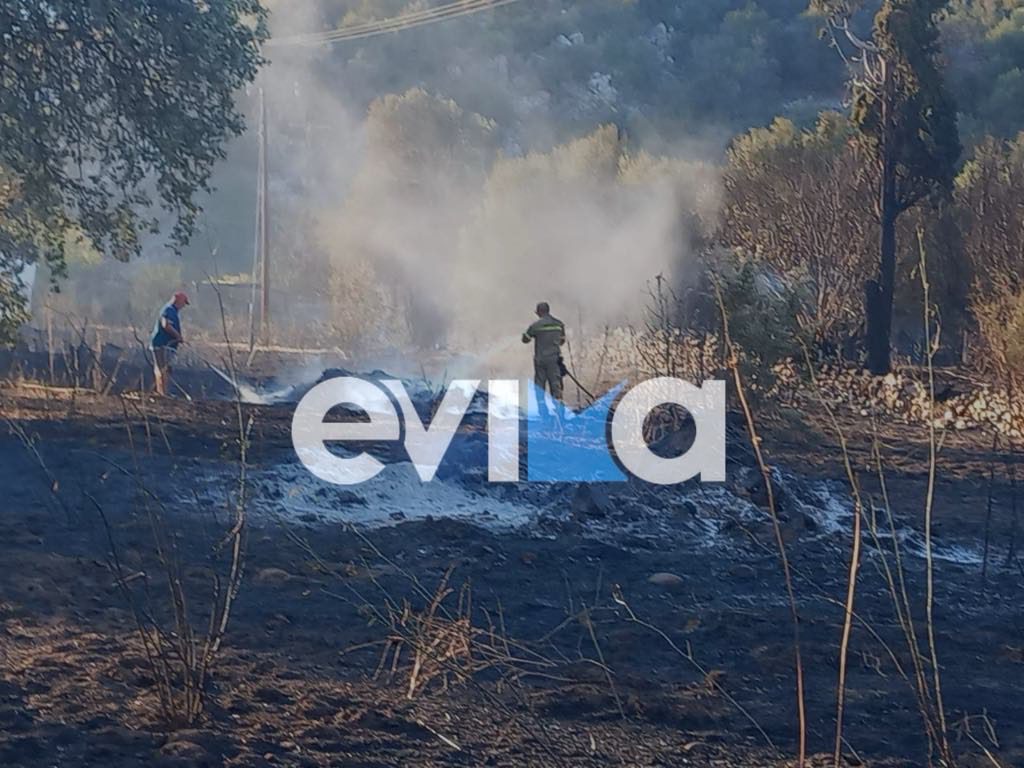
[259, 86, 271, 344]
[247, 86, 263, 358]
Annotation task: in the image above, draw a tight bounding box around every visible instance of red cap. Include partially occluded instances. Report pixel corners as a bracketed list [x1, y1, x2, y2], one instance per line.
[173, 291, 190, 305]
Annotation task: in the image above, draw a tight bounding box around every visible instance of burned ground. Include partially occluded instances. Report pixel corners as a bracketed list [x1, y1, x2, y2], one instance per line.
[1, 383, 1023, 767]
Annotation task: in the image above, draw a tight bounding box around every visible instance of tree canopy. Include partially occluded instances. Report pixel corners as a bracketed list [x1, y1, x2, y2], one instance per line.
[0, 0, 267, 285]
[852, 0, 961, 211]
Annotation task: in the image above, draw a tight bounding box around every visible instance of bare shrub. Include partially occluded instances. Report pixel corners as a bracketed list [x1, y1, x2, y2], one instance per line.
[721, 113, 872, 346]
[374, 569, 487, 700]
[715, 281, 807, 767]
[97, 282, 250, 727]
[973, 288, 1024, 385]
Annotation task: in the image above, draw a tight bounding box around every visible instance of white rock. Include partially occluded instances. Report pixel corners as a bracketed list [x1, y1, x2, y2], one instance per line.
[648, 572, 685, 590]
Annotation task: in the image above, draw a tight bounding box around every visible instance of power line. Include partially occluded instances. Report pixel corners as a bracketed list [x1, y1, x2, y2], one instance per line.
[273, 0, 522, 46]
[267, 0, 526, 48]
[280, 0, 502, 43]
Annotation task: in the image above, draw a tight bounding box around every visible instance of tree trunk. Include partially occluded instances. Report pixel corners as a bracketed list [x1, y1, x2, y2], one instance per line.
[866, 58, 898, 376]
[866, 209, 897, 374]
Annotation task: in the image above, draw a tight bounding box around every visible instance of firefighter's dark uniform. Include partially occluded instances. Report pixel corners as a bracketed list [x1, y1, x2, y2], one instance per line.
[522, 314, 565, 400]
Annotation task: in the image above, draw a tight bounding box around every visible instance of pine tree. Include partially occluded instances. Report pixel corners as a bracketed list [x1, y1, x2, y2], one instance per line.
[815, 0, 961, 373]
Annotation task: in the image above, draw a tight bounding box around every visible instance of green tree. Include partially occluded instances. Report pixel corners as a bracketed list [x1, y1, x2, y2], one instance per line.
[0, 0, 267, 338]
[942, 2, 1024, 138]
[815, 0, 961, 373]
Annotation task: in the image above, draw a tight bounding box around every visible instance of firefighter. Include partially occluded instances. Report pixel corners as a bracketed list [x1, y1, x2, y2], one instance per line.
[522, 301, 565, 410]
[150, 291, 189, 396]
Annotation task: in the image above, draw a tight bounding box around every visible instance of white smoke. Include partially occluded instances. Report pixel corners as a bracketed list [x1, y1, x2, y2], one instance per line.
[234, 1, 724, 371]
